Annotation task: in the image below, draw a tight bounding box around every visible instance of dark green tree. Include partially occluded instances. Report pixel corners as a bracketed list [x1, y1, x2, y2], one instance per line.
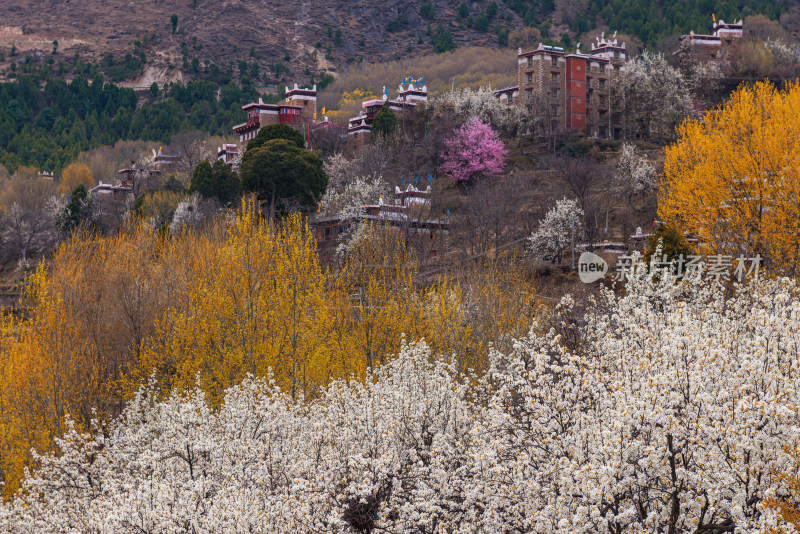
[474, 14, 490, 31]
[149, 82, 159, 101]
[457, 3, 469, 19]
[643, 223, 695, 271]
[432, 24, 454, 52]
[497, 27, 509, 46]
[240, 139, 326, 217]
[171, 14, 179, 34]
[57, 184, 93, 232]
[190, 159, 241, 206]
[248, 123, 305, 150]
[420, 1, 435, 20]
[371, 104, 398, 138]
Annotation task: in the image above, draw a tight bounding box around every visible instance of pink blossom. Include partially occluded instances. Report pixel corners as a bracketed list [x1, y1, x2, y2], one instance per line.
[440, 118, 507, 182]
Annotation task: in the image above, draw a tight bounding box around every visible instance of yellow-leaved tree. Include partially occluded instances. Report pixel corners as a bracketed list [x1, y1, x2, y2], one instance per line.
[0, 201, 544, 498]
[128, 204, 343, 403]
[57, 163, 94, 197]
[660, 81, 800, 275]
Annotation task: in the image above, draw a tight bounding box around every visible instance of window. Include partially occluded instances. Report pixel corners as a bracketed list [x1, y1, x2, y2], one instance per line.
[614, 65, 620, 74]
[526, 88, 532, 101]
[599, 94, 608, 107]
[526, 72, 533, 84]
[577, 98, 581, 104]
[586, 76, 592, 87]
[526, 104, 533, 113]
[551, 56, 558, 67]
[551, 104, 559, 116]
[599, 78, 606, 89]
[551, 72, 559, 84]
[507, 94, 513, 104]
[527, 56, 533, 67]
[551, 88, 559, 100]
[577, 64, 582, 71]
[614, 50, 620, 59]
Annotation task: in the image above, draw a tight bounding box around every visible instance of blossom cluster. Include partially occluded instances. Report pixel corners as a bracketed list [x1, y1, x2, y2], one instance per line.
[440, 118, 507, 182]
[3, 272, 800, 533]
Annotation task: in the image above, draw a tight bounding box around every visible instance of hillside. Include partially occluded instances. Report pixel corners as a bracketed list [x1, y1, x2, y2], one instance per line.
[0, 0, 796, 87]
[0, 0, 509, 87]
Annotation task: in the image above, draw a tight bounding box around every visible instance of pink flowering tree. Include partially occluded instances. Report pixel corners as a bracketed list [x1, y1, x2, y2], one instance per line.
[440, 118, 507, 182]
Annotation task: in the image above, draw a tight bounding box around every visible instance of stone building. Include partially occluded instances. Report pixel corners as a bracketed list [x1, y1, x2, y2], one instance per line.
[347, 79, 428, 140]
[674, 17, 743, 67]
[217, 144, 239, 166]
[311, 185, 448, 261]
[498, 33, 626, 139]
[232, 84, 317, 145]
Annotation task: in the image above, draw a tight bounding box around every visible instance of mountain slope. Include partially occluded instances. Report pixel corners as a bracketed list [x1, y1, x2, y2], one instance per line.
[0, 0, 796, 87]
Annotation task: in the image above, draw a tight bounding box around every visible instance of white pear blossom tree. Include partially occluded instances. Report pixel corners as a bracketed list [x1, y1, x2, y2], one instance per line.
[444, 87, 532, 138]
[618, 51, 694, 142]
[614, 142, 656, 204]
[3, 273, 800, 533]
[528, 197, 583, 264]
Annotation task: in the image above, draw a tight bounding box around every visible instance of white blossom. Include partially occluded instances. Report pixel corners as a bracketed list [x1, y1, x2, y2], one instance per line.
[619, 51, 694, 141]
[443, 87, 531, 137]
[767, 38, 800, 64]
[170, 192, 221, 233]
[4, 272, 800, 533]
[318, 174, 389, 220]
[614, 143, 655, 201]
[528, 197, 583, 263]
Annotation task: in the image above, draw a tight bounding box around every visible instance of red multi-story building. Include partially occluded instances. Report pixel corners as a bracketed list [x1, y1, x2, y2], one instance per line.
[565, 54, 587, 130]
[496, 34, 626, 139]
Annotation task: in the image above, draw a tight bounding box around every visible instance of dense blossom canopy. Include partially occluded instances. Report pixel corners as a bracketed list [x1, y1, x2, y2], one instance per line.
[3, 269, 800, 533]
[440, 118, 507, 182]
[528, 197, 583, 264]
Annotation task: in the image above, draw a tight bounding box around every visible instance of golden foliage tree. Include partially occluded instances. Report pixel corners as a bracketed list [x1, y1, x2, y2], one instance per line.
[0, 202, 543, 498]
[57, 163, 94, 197]
[763, 447, 800, 532]
[660, 81, 800, 275]
[127, 205, 343, 402]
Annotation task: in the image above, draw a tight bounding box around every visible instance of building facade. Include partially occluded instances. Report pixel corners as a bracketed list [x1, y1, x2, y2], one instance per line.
[311, 189, 448, 261]
[347, 79, 428, 140]
[496, 34, 626, 139]
[232, 84, 317, 145]
[674, 17, 743, 67]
